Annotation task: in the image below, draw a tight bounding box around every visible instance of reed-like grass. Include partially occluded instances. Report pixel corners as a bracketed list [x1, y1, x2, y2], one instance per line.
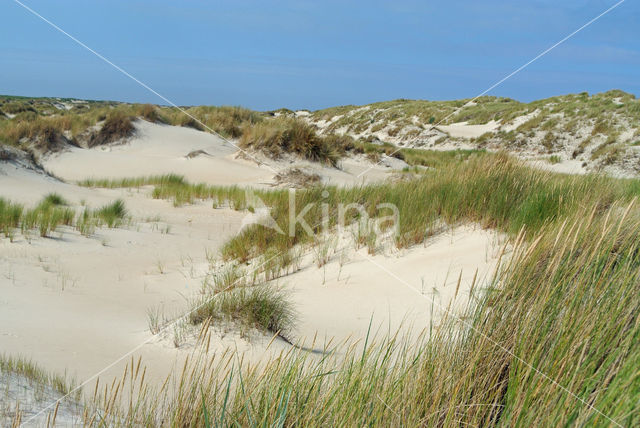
[220, 154, 640, 260]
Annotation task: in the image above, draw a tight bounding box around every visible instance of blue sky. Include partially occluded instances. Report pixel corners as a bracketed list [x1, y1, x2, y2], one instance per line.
[1, 0, 638, 110]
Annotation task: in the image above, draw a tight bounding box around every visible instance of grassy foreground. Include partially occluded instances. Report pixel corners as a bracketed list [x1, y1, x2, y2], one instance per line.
[65, 154, 640, 426]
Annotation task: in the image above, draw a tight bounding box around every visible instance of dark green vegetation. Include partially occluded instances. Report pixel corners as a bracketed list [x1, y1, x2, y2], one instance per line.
[239, 117, 349, 166]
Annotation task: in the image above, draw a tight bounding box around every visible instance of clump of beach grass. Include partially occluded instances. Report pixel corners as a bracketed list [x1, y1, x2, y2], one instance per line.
[95, 199, 127, 227]
[40, 192, 69, 207]
[87, 112, 135, 147]
[189, 284, 295, 337]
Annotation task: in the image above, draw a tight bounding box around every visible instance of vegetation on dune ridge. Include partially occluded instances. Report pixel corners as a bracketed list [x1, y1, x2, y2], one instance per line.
[310, 90, 638, 129]
[87, 111, 135, 147]
[239, 117, 350, 166]
[3, 90, 639, 172]
[0, 96, 264, 159]
[306, 90, 640, 174]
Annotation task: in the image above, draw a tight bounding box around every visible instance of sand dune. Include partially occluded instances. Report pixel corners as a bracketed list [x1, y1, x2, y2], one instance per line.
[40, 120, 401, 187]
[279, 226, 500, 350]
[1, 122, 498, 422]
[42, 120, 273, 185]
[0, 165, 500, 387]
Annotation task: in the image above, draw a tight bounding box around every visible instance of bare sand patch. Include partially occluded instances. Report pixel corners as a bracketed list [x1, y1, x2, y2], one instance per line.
[436, 121, 500, 139]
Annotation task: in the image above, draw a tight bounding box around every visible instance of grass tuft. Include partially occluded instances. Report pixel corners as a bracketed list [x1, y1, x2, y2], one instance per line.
[190, 285, 295, 336]
[96, 199, 127, 227]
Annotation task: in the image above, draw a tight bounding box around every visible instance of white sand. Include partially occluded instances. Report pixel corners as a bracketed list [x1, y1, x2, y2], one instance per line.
[527, 158, 587, 175]
[436, 121, 500, 139]
[0, 164, 251, 386]
[43, 120, 273, 185]
[41, 120, 399, 187]
[277, 226, 501, 351]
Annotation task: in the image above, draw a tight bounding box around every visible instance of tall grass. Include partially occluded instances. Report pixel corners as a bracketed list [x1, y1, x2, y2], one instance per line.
[220, 154, 640, 260]
[399, 147, 486, 168]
